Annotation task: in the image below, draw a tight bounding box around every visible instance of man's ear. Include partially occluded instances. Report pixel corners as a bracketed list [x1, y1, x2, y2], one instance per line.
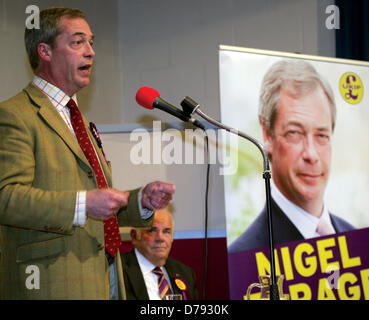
[261, 123, 273, 156]
[130, 229, 142, 242]
[37, 43, 52, 62]
[130, 229, 137, 241]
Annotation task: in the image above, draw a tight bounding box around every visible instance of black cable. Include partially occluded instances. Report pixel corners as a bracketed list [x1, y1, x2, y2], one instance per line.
[202, 132, 210, 300]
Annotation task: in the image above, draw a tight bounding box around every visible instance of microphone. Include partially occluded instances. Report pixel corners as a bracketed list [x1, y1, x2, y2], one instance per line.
[136, 87, 205, 130]
[180, 95, 279, 300]
[180, 96, 200, 116]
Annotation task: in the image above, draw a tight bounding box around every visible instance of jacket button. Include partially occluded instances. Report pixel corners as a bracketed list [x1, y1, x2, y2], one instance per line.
[88, 170, 94, 178]
[97, 243, 104, 251]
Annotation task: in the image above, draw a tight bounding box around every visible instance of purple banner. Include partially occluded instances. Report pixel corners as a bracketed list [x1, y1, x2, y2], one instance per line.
[228, 228, 369, 300]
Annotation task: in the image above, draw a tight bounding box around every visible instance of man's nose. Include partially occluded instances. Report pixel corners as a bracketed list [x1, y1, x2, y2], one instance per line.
[154, 231, 165, 242]
[302, 135, 319, 163]
[84, 42, 95, 58]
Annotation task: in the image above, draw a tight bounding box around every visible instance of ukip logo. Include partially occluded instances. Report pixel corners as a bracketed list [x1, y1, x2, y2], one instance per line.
[339, 72, 364, 105]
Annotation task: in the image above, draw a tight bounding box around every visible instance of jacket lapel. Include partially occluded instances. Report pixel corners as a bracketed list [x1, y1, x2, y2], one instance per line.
[24, 84, 90, 167]
[86, 121, 112, 186]
[165, 260, 181, 295]
[270, 198, 305, 242]
[125, 251, 150, 300]
[23, 83, 111, 184]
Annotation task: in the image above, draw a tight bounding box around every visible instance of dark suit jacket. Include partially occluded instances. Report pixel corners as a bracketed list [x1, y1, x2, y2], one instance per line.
[228, 197, 356, 253]
[121, 250, 199, 300]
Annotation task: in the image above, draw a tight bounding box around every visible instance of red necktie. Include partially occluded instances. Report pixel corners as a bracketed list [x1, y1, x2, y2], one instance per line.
[67, 99, 122, 258]
[153, 267, 172, 299]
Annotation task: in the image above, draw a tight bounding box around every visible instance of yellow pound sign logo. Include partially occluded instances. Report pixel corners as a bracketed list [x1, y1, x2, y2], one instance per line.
[339, 72, 363, 105]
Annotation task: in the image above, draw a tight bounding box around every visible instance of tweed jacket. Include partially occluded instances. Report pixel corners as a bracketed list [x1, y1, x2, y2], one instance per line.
[0, 83, 153, 299]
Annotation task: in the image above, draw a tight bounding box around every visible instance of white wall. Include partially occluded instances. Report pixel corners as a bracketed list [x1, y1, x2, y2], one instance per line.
[0, 0, 336, 123]
[0, 0, 336, 236]
[117, 0, 336, 124]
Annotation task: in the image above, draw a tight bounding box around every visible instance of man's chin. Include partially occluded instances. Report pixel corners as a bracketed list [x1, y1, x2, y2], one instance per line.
[297, 187, 324, 203]
[152, 250, 169, 260]
[151, 254, 168, 266]
[75, 77, 91, 89]
[79, 80, 90, 88]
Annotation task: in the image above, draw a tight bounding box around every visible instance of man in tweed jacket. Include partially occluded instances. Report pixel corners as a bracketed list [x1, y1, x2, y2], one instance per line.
[0, 7, 175, 299]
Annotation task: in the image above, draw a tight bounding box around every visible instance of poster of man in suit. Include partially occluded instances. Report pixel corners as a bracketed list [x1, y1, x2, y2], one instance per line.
[219, 46, 369, 300]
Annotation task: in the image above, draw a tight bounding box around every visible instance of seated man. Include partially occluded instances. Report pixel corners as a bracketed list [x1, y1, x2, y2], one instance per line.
[121, 207, 198, 300]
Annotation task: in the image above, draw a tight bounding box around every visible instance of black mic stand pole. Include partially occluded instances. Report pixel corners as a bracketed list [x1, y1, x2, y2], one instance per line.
[182, 100, 279, 300]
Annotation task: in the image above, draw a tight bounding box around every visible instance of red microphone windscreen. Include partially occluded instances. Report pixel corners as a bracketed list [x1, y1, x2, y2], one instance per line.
[135, 87, 160, 110]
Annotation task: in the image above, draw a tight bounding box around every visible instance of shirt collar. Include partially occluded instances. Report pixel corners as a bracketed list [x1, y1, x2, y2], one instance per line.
[271, 181, 331, 239]
[135, 248, 157, 276]
[32, 75, 77, 110]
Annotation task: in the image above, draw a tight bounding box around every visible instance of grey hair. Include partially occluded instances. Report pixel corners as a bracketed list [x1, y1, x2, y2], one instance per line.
[258, 59, 336, 135]
[25, 7, 86, 71]
[131, 205, 175, 239]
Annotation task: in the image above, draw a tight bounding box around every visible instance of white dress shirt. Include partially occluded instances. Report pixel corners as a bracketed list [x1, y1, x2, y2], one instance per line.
[271, 181, 335, 239]
[135, 248, 173, 300]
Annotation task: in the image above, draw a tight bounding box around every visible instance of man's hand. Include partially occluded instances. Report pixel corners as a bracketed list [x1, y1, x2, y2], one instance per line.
[86, 189, 129, 221]
[141, 181, 175, 211]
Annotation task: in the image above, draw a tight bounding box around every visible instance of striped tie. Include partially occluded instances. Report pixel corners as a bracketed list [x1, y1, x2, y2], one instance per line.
[153, 267, 172, 299]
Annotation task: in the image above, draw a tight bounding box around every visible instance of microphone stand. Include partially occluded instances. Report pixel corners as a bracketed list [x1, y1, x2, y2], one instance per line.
[181, 98, 279, 300]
